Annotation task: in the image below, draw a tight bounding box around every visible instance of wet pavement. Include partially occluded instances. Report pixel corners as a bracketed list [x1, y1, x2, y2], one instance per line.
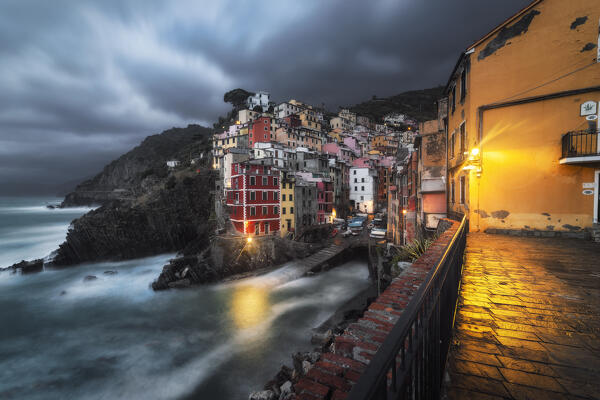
[443, 233, 600, 400]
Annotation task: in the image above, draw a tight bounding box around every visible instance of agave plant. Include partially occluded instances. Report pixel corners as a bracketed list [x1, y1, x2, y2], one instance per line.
[401, 237, 435, 262]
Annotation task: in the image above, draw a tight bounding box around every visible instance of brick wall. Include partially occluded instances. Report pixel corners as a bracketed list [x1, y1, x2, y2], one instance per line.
[292, 219, 460, 400]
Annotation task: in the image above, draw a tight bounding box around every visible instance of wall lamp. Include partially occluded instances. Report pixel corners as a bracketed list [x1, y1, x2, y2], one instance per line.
[463, 148, 482, 177]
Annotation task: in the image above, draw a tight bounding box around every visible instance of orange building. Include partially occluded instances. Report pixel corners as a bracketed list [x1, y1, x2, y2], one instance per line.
[445, 0, 600, 238]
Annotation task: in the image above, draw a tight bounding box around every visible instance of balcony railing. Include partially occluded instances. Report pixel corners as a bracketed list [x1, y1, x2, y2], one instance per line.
[347, 216, 468, 400]
[561, 129, 599, 159]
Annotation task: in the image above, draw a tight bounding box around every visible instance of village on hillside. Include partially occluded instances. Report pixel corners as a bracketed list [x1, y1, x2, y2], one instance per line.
[208, 91, 432, 244]
[202, 0, 600, 246]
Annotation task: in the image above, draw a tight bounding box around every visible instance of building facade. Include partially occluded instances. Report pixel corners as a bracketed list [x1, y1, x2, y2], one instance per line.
[445, 0, 600, 236]
[226, 162, 280, 235]
[350, 166, 378, 213]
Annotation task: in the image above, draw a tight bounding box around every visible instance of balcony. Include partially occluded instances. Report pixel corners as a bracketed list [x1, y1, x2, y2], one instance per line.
[560, 129, 600, 164]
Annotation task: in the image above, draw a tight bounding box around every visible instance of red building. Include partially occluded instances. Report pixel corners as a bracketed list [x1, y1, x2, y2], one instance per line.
[316, 180, 334, 224]
[249, 116, 271, 148]
[226, 162, 280, 235]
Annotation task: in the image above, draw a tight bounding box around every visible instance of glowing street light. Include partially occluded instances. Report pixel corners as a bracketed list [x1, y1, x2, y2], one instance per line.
[247, 236, 252, 243]
[470, 148, 480, 157]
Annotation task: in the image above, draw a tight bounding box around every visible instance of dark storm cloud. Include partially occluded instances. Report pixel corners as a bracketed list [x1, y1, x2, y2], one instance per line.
[0, 0, 531, 194]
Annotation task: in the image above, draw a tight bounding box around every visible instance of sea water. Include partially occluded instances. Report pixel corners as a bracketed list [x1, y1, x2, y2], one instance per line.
[0, 197, 370, 399]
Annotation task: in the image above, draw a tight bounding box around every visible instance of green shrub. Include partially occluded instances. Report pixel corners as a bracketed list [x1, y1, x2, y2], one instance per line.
[401, 237, 435, 262]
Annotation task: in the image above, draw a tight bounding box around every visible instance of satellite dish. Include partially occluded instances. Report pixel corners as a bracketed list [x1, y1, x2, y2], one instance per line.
[586, 115, 598, 121]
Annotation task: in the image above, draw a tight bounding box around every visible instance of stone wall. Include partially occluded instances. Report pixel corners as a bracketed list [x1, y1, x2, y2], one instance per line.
[289, 219, 460, 400]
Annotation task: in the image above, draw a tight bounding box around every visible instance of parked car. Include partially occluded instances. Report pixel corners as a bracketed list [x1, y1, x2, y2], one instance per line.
[370, 228, 386, 240]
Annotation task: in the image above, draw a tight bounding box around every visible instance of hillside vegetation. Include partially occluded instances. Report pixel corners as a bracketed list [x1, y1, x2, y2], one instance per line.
[348, 86, 444, 122]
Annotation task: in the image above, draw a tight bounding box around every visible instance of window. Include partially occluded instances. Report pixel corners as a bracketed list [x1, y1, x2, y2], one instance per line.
[274, 206, 278, 215]
[250, 176, 256, 186]
[250, 207, 256, 216]
[262, 177, 268, 185]
[262, 192, 268, 201]
[450, 132, 455, 159]
[235, 193, 239, 202]
[262, 206, 268, 215]
[355, 186, 358, 191]
[360, 196, 364, 200]
[250, 191, 256, 200]
[460, 123, 466, 154]
[289, 194, 293, 201]
[361, 186, 364, 191]
[264, 126, 268, 131]
[290, 207, 294, 213]
[361, 178, 365, 183]
[353, 170, 356, 175]
[282, 194, 286, 201]
[450, 180, 455, 203]
[283, 207, 286, 214]
[274, 192, 278, 201]
[460, 176, 466, 204]
[460, 68, 467, 102]
[451, 86, 456, 114]
[273, 178, 278, 186]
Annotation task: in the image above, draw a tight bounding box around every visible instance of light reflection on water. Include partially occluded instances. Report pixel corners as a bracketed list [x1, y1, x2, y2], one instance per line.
[230, 285, 270, 329]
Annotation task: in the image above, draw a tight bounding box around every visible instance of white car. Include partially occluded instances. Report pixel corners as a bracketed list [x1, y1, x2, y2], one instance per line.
[370, 228, 386, 240]
[341, 229, 353, 238]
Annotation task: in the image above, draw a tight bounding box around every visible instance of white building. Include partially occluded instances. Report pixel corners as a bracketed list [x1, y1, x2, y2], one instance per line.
[246, 91, 270, 112]
[383, 113, 408, 126]
[238, 109, 260, 124]
[349, 167, 377, 214]
[274, 101, 303, 119]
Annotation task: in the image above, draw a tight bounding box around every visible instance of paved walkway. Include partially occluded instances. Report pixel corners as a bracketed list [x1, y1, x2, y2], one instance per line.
[443, 233, 600, 400]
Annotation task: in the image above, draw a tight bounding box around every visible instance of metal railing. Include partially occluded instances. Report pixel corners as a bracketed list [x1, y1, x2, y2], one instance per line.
[347, 216, 468, 400]
[561, 129, 599, 158]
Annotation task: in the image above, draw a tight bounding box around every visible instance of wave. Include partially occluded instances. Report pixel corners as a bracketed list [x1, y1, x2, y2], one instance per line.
[0, 205, 95, 214]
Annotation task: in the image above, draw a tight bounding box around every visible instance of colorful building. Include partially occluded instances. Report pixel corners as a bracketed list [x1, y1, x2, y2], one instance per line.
[249, 116, 272, 148]
[226, 161, 280, 236]
[316, 180, 334, 223]
[416, 113, 447, 230]
[445, 0, 600, 237]
[280, 172, 295, 237]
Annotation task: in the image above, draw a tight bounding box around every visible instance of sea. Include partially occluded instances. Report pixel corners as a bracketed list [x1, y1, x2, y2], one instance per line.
[0, 196, 371, 400]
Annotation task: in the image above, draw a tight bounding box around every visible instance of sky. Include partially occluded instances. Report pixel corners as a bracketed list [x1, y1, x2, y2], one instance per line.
[0, 0, 531, 195]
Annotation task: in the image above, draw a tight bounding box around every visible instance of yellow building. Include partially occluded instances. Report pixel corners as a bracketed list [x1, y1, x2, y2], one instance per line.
[328, 129, 343, 143]
[280, 175, 295, 237]
[298, 108, 322, 131]
[445, 0, 600, 237]
[212, 127, 249, 169]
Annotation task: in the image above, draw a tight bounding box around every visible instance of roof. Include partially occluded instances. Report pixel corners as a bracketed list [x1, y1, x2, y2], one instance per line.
[444, 0, 543, 93]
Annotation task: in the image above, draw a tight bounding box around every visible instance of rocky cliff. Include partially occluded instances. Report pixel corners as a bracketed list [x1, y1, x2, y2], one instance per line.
[45, 123, 217, 267]
[61, 124, 212, 207]
[52, 169, 215, 266]
[151, 236, 321, 290]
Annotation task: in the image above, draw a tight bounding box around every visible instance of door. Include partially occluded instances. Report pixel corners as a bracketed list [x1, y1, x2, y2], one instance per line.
[265, 222, 269, 235]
